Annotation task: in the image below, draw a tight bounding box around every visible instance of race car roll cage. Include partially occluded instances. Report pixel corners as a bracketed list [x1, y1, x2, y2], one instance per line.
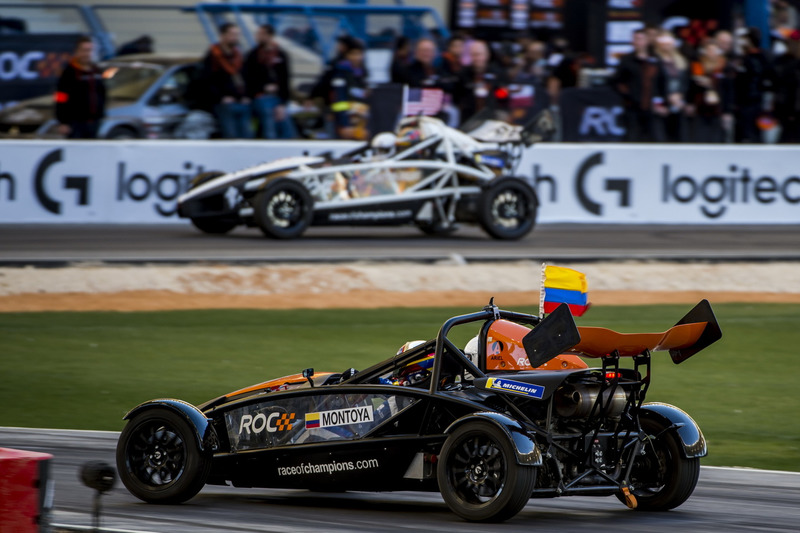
[242, 118, 524, 208]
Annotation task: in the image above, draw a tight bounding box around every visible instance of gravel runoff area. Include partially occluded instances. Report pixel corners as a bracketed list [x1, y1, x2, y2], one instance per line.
[1, 260, 799, 312]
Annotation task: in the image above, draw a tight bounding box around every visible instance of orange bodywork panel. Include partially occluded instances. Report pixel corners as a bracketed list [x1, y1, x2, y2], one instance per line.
[486, 320, 588, 371]
[225, 372, 335, 398]
[571, 322, 708, 358]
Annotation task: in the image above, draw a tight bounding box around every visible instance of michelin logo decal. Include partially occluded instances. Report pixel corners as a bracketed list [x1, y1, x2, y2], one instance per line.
[305, 405, 374, 429]
[486, 378, 545, 399]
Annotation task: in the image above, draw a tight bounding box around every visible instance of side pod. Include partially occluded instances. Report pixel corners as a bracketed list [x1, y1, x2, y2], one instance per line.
[123, 399, 217, 452]
[444, 412, 542, 466]
[639, 403, 707, 458]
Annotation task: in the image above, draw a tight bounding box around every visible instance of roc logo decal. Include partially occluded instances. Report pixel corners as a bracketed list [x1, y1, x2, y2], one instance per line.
[238, 411, 297, 436]
[486, 378, 545, 399]
[275, 412, 296, 431]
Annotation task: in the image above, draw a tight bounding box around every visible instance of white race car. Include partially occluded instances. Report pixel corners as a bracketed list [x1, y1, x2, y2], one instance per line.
[177, 113, 552, 239]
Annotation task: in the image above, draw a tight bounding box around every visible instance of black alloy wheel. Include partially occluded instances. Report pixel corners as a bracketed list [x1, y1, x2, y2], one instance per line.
[477, 177, 537, 240]
[619, 416, 701, 511]
[254, 178, 314, 239]
[116, 408, 211, 504]
[438, 421, 536, 522]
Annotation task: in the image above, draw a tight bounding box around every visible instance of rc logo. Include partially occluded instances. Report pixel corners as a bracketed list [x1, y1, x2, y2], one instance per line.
[574, 152, 631, 216]
[579, 106, 625, 137]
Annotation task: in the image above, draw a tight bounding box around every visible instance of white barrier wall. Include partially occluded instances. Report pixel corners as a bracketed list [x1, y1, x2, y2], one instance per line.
[0, 140, 356, 223]
[519, 144, 800, 224]
[0, 140, 798, 224]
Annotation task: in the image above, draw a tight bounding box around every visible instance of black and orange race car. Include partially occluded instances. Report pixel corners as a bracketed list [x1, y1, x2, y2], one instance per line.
[116, 299, 721, 522]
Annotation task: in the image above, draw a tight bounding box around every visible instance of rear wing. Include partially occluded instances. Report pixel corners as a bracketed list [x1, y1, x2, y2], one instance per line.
[569, 300, 722, 364]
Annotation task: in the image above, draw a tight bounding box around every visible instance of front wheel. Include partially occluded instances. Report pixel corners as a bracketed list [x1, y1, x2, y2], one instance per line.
[477, 177, 537, 240]
[437, 421, 536, 522]
[116, 408, 211, 504]
[253, 179, 314, 239]
[620, 417, 700, 511]
[187, 171, 239, 234]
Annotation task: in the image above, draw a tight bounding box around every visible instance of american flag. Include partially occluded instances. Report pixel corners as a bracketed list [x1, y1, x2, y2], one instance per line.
[403, 87, 444, 116]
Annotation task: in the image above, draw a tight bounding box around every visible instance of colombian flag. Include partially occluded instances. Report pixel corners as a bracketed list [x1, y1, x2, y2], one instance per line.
[542, 265, 589, 317]
[305, 413, 321, 429]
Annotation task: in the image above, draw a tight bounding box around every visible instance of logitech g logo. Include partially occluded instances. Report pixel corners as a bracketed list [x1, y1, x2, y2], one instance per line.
[574, 152, 631, 216]
[34, 149, 90, 214]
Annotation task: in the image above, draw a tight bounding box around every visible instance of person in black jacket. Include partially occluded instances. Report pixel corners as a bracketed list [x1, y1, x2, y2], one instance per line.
[390, 36, 411, 84]
[774, 31, 800, 143]
[245, 24, 296, 139]
[734, 27, 774, 143]
[404, 38, 443, 89]
[611, 29, 667, 142]
[55, 36, 106, 139]
[686, 40, 735, 143]
[455, 40, 509, 124]
[330, 39, 369, 139]
[202, 23, 252, 139]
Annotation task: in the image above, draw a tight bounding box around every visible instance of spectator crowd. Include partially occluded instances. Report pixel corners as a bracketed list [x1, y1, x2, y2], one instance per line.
[54, 4, 800, 144]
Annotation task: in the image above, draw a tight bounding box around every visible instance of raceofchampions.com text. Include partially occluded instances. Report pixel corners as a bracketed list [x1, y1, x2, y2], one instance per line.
[277, 458, 379, 477]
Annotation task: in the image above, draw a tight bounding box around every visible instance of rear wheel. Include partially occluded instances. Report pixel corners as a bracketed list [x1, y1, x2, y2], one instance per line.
[187, 171, 239, 234]
[416, 219, 457, 236]
[620, 417, 700, 511]
[477, 178, 537, 240]
[253, 179, 314, 239]
[438, 421, 536, 522]
[116, 408, 211, 504]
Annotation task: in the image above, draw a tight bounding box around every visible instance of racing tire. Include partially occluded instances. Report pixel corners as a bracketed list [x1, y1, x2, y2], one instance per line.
[618, 417, 700, 511]
[437, 421, 536, 522]
[477, 177, 537, 240]
[253, 178, 314, 239]
[116, 408, 211, 504]
[415, 220, 458, 236]
[188, 171, 239, 234]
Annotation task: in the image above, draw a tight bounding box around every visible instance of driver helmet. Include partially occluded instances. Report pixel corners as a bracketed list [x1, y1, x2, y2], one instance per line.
[371, 132, 397, 159]
[396, 124, 424, 147]
[391, 340, 432, 386]
[397, 340, 425, 355]
[463, 336, 479, 366]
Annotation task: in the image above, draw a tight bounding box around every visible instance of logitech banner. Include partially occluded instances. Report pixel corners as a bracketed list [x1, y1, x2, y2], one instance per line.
[559, 87, 625, 142]
[0, 140, 357, 223]
[0, 34, 80, 110]
[522, 144, 800, 223]
[0, 140, 798, 224]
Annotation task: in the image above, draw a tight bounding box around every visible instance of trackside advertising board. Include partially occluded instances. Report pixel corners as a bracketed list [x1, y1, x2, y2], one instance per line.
[0, 140, 356, 223]
[0, 141, 798, 224]
[521, 145, 800, 223]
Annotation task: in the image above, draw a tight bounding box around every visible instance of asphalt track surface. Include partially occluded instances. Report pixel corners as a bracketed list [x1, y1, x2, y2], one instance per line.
[1, 223, 800, 263]
[1, 428, 798, 533]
